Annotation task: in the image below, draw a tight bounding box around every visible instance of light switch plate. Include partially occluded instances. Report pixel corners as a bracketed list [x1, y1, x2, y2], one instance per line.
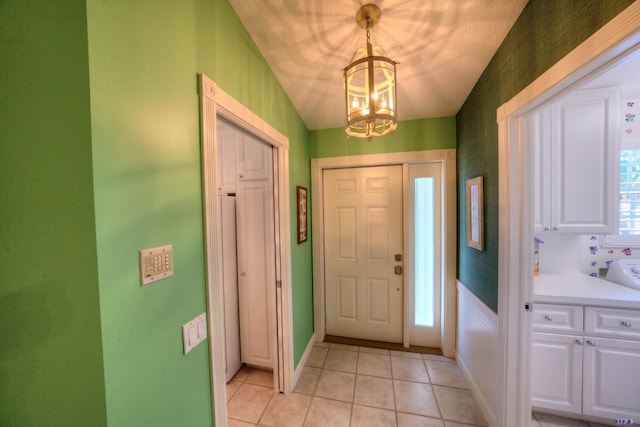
[139, 244, 173, 286]
[183, 312, 207, 354]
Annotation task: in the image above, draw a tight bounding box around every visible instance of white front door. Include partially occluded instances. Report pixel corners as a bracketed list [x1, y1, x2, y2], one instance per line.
[323, 165, 404, 343]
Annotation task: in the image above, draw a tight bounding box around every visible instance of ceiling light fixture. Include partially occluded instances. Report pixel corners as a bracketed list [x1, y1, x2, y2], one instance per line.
[344, 4, 398, 139]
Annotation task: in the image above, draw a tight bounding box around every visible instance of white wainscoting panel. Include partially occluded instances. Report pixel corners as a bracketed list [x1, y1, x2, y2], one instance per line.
[457, 281, 498, 427]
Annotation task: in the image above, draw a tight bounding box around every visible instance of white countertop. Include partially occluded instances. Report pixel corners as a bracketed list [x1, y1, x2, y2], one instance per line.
[534, 272, 640, 309]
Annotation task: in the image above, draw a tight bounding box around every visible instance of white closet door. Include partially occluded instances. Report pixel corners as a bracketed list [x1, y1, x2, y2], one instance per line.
[220, 195, 242, 382]
[236, 143, 275, 369]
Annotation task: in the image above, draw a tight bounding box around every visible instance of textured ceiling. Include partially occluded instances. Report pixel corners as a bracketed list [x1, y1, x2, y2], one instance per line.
[228, 0, 529, 130]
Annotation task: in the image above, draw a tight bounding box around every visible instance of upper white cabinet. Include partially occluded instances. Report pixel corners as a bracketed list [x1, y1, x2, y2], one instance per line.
[217, 120, 239, 194]
[217, 119, 272, 193]
[238, 133, 271, 181]
[533, 87, 620, 234]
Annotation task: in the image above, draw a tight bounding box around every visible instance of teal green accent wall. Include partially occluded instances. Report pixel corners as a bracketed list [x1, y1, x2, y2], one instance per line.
[0, 0, 108, 426]
[310, 117, 457, 158]
[456, 0, 634, 312]
[86, 0, 312, 424]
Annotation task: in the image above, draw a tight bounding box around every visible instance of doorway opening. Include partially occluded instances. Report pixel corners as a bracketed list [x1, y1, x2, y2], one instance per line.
[199, 75, 294, 427]
[217, 117, 277, 383]
[496, 4, 640, 425]
[311, 149, 457, 357]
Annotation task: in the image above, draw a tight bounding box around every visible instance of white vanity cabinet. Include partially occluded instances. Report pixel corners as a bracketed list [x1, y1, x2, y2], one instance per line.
[532, 87, 619, 234]
[532, 304, 640, 421]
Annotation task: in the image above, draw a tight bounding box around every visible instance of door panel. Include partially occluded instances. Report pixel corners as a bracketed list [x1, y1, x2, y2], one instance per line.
[221, 195, 242, 383]
[236, 140, 275, 369]
[324, 165, 403, 343]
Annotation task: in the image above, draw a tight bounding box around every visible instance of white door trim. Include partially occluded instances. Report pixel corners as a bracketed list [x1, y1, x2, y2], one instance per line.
[199, 74, 293, 427]
[496, 3, 640, 426]
[311, 149, 457, 357]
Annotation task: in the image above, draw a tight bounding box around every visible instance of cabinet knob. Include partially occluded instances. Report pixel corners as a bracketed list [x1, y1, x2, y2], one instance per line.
[544, 315, 553, 321]
[575, 339, 583, 345]
[552, 226, 559, 231]
[586, 339, 596, 346]
[621, 320, 632, 328]
[543, 227, 550, 232]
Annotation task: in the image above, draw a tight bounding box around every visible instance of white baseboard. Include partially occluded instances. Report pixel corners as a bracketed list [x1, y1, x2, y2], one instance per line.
[291, 333, 317, 390]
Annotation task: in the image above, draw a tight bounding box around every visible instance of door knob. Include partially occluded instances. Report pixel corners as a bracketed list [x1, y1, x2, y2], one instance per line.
[394, 266, 403, 275]
[395, 254, 402, 262]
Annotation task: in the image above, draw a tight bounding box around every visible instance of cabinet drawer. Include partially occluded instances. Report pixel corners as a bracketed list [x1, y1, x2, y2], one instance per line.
[533, 304, 583, 333]
[585, 307, 640, 340]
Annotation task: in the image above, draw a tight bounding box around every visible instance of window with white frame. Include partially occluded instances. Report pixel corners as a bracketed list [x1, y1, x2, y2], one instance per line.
[604, 138, 640, 246]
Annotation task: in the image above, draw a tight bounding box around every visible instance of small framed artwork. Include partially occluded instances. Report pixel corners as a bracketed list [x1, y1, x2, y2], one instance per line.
[466, 176, 484, 251]
[296, 186, 308, 244]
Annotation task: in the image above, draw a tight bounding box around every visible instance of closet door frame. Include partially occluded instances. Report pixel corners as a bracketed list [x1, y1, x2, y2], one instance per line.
[199, 74, 292, 426]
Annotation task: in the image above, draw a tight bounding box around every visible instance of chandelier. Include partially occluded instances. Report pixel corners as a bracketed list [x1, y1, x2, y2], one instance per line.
[344, 4, 398, 139]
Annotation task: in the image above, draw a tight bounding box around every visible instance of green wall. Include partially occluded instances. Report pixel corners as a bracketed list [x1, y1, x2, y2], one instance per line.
[456, 0, 635, 312]
[86, 0, 312, 424]
[310, 117, 456, 158]
[0, 0, 108, 426]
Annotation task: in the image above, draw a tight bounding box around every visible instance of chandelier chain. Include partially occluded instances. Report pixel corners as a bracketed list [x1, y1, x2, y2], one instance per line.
[366, 17, 371, 44]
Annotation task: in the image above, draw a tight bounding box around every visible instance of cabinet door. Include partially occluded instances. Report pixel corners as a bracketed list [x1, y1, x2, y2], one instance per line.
[531, 332, 583, 414]
[531, 106, 552, 233]
[238, 132, 271, 181]
[549, 87, 619, 233]
[583, 336, 640, 420]
[217, 119, 239, 193]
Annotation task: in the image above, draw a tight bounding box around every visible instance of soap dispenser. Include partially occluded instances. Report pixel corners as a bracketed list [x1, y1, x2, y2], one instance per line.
[533, 237, 544, 276]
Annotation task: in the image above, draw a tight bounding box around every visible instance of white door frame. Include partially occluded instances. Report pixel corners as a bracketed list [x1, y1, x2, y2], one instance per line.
[311, 149, 457, 357]
[496, 4, 640, 426]
[199, 74, 294, 427]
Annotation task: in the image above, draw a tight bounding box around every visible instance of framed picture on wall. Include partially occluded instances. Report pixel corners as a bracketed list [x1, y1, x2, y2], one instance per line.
[466, 176, 484, 251]
[297, 186, 308, 244]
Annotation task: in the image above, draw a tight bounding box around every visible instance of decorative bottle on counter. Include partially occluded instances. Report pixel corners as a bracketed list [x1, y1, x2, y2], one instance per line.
[534, 237, 544, 275]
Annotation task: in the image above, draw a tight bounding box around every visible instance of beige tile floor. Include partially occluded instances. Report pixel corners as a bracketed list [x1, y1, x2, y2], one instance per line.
[226, 341, 488, 427]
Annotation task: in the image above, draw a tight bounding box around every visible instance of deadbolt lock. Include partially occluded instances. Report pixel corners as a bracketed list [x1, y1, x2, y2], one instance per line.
[394, 265, 403, 275]
[395, 254, 402, 262]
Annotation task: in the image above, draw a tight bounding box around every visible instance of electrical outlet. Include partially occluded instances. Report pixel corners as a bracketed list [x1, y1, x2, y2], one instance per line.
[139, 244, 173, 286]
